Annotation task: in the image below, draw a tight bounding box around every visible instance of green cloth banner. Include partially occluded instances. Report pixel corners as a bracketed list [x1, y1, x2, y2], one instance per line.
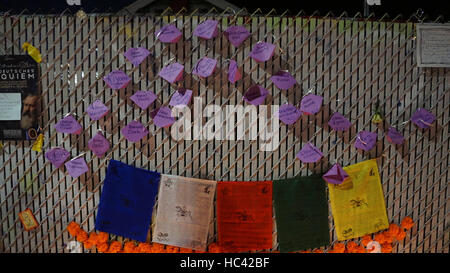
[273, 174, 330, 252]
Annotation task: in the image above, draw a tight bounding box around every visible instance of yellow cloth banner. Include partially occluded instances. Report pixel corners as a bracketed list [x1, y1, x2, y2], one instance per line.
[328, 159, 389, 241]
[22, 42, 42, 63]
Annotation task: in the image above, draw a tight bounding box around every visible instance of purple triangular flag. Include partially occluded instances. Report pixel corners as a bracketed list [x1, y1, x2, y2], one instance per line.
[278, 104, 302, 125]
[328, 112, 352, 132]
[224, 26, 250, 47]
[103, 70, 131, 90]
[243, 85, 269, 106]
[228, 60, 241, 84]
[296, 143, 323, 163]
[130, 90, 158, 110]
[121, 121, 149, 142]
[193, 19, 219, 40]
[270, 71, 296, 90]
[158, 62, 184, 83]
[86, 100, 109, 121]
[169, 88, 193, 108]
[88, 132, 110, 158]
[355, 131, 377, 151]
[323, 163, 349, 185]
[156, 24, 182, 43]
[54, 115, 82, 135]
[192, 57, 217, 78]
[65, 157, 89, 178]
[299, 94, 323, 115]
[123, 47, 150, 67]
[151, 107, 175, 128]
[249, 42, 276, 63]
[386, 127, 404, 145]
[411, 108, 435, 129]
[45, 147, 70, 168]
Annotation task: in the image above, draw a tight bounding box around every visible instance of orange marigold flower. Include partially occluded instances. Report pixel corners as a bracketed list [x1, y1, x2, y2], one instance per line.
[96, 242, 109, 253]
[361, 235, 372, 247]
[97, 232, 109, 243]
[382, 231, 394, 244]
[67, 221, 81, 237]
[136, 242, 152, 253]
[207, 243, 222, 253]
[151, 243, 166, 253]
[381, 243, 392, 253]
[331, 243, 346, 253]
[313, 249, 324, 253]
[388, 224, 401, 237]
[107, 241, 123, 253]
[76, 230, 89, 243]
[401, 217, 414, 230]
[83, 241, 94, 250]
[166, 245, 180, 253]
[374, 233, 386, 244]
[179, 247, 194, 253]
[396, 229, 406, 241]
[123, 242, 137, 253]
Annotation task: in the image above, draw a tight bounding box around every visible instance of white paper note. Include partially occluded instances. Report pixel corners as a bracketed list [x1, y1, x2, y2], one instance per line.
[417, 24, 450, 67]
[0, 93, 21, 120]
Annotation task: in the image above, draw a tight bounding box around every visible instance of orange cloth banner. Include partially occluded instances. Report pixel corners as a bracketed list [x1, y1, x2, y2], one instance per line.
[217, 181, 273, 252]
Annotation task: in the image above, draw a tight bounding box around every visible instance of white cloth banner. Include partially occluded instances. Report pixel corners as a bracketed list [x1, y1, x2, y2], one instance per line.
[152, 174, 216, 251]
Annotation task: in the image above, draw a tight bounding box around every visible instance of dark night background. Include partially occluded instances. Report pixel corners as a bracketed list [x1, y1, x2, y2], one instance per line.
[0, 0, 449, 20]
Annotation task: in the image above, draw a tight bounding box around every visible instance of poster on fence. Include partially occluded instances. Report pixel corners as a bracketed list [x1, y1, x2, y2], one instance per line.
[0, 55, 41, 140]
[416, 24, 450, 67]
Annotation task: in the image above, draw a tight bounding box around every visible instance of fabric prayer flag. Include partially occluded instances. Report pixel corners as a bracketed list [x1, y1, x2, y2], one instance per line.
[411, 108, 435, 129]
[328, 112, 352, 131]
[224, 26, 250, 47]
[217, 181, 273, 252]
[243, 85, 269, 106]
[156, 24, 182, 43]
[95, 160, 161, 242]
[152, 175, 217, 251]
[193, 19, 219, 40]
[54, 115, 82, 135]
[328, 159, 389, 241]
[123, 47, 150, 67]
[270, 71, 296, 90]
[273, 175, 330, 252]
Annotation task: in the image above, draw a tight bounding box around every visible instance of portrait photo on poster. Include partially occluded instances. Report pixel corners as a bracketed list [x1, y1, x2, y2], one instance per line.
[0, 55, 41, 140]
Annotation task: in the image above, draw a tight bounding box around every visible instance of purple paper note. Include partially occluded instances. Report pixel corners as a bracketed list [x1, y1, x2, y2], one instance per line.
[224, 26, 250, 47]
[355, 131, 377, 151]
[270, 71, 297, 90]
[411, 108, 435, 129]
[121, 121, 149, 142]
[228, 60, 241, 84]
[130, 90, 158, 110]
[386, 127, 404, 145]
[323, 163, 349, 185]
[86, 100, 109, 121]
[278, 104, 301, 125]
[249, 42, 276, 63]
[124, 47, 150, 67]
[192, 57, 217, 78]
[296, 143, 323, 163]
[88, 132, 110, 158]
[158, 62, 184, 83]
[65, 157, 89, 178]
[45, 147, 70, 168]
[169, 88, 193, 108]
[103, 70, 131, 90]
[193, 19, 219, 40]
[54, 115, 82, 134]
[243, 85, 269, 106]
[156, 24, 182, 43]
[328, 112, 352, 132]
[151, 107, 175, 128]
[299, 94, 323, 115]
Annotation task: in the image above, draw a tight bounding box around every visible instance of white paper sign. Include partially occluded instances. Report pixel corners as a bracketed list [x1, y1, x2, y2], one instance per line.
[417, 24, 450, 67]
[0, 93, 21, 120]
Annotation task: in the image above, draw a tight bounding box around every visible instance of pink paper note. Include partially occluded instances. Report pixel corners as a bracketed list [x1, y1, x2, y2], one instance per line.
[193, 19, 219, 40]
[296, 143, 323, 163]
[328, 112, 352, 132]
[169, 88, 193, 108]
[88, 132, 110, 158]
[270, 71, 296, 90]
[192, 57, 217, 78]
[411, 108, 435, 129]
[103, 70, 131, 90]
[323, 163, 349, 185]
[299, 94, 323, 115]
[151, 107, 175, 128]
[278, 104, 301, 125]
[124, 47, 150, 67]
[243, 85, 269, 106]
[249, 42, 276, 63]
[130, 90, 158, 110]
[386, 127, 404, 145]
[65, 157, 89, 178]
[355, 131, 377, 151]
[156, 24, 182, 43]
[45, 147, 70, 168]
[158, 62, 184, 83]
[228, 60, 241, 84]
[86, 100, 109, 121]
[121, 121, 149, 142]
[224, 26, 250, 47]
[54, 115, 82, 135]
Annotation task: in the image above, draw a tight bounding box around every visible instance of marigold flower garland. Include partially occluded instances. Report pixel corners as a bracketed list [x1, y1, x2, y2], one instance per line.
[66, 216, 414, 253]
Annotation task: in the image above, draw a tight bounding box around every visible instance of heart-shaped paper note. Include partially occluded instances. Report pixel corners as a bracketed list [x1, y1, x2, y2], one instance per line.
[193, 19, 219, 40]
[54, 115, 82, 134]
[45, 147, 70, 168]
[296, 143, 323, 163]
[88, 132, 110, 158]
[386, 127, 404, 145]
[243, 85, 269, 106]
[328, 112, 352, 132]
[355, 131, 377, 151]
[86, 100, 109, 121]
[124, 47, 150, 67]
[278, 104, 301, 125]
[271, 71, 296, 90]
[151, 107, 175, 128]
[299, 94, 323, 115]
[156, 24, 182, 43]
[411, 108, 435, 129]
[103, 70, 131, 90]
[121, 121, 149, 142]
[130, 90, 158, 110]
[158, 62, 184, 83]
[228, 60, 241, 84]
[169, 88, 193, 108]
[192, 57, 217, 78]
[65, 157, 89, 178]
[249, 42, 276, 63]
[224, 26, 250, 47]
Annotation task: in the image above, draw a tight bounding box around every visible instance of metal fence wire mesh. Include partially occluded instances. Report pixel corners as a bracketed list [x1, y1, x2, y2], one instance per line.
[0, 9, 449, 253]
